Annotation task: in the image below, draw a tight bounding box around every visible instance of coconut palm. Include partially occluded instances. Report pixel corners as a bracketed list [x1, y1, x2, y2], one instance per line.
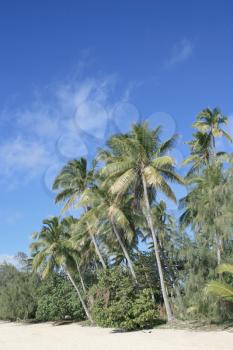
[53, 158, 95, 211]
[206, 264, 233, 301]
[76, 184, 138, 281]
[183, 108, 232, 175]
[183, 132, 212, 176]
[30, 216, 93, 322]
[193, 107, 232, 150]
[52, 158, 106, 269]
[99, 122, 184, 321]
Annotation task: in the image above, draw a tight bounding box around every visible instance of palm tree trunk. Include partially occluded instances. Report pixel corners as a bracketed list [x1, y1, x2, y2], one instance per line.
[215, 233, 221, 265]
[87, 223, 107, 269]
[111, 219, 137, 282]
[217, 245, 221, 265]
[164, 265, 185, 315]
[210, 130, 216, 161]
[142, 174, 174, 322]
[158, 240, 185, 315]
[75, 259, 87, 293]
[64, 266, 93, 323]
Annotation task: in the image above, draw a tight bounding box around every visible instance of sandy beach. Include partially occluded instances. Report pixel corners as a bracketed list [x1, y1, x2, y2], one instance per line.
[0, 322, 232, 350]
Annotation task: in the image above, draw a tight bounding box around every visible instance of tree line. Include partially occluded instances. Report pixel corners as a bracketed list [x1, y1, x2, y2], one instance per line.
[1, 107, 233, 329]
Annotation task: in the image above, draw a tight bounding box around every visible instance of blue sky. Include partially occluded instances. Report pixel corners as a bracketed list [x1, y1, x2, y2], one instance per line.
[1, 0, 233, 261]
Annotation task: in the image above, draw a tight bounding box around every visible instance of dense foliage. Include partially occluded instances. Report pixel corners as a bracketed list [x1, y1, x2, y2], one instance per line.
[36, 273, 85, 321]
[88, 267, 160, 330]
[0, 265, 85, 322]
[0, 264, 38, 321]
[1, 107, 233, 329]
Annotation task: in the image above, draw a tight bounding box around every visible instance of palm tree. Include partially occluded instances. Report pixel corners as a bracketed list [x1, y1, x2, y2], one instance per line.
[30, 216, 93, 322]
[206, 264, 233, 301]
[183, 108, 232, 175]
[193, 107, 232, 151]
[53, 158, 95, 211]
[76, 184, 138, 281]
[52, 158, 106, 269]
[99, 122, 184, 321]
[183, 132, 212, 176]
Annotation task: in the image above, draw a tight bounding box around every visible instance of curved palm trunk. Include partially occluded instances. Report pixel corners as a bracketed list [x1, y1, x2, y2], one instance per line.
[142, 174, 174, 322]
[87, 223, 107, 269]
[64, 266, 93, 323]
[75, 259, 87, 293]
[111, 219, 137, 282]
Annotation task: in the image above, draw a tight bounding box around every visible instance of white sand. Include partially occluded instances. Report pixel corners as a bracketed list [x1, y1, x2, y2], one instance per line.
[0, 322, 232, 350]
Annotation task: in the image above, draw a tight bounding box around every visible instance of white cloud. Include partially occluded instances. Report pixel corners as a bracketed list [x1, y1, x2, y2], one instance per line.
[0, 137, 52, 182]
[166, 39, 193, 67]
[17, 107, 60, 139]
[0, 73, 134, 187]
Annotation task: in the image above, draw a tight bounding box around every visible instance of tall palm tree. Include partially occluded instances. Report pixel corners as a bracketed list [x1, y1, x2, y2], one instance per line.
[193, 107, 232, 151]
[30, 216, 93, 322]
[99, 122, 184, 321]
[76, 184, 138, 281]
[52, 158, 106, 269]
[183, 108, 232, 175]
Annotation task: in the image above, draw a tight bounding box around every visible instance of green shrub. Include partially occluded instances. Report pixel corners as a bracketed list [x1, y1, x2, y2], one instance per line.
[0, 264, 38, 321]
[36, 274, 85, 321]
[88, 267, 160, 330]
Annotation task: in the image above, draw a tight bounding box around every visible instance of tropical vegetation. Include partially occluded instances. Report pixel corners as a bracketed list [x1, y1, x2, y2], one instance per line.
[1, 107, 233, 329]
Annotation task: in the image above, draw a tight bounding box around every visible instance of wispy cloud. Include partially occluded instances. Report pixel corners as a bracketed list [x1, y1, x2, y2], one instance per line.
[0, 137, 51, 181]
[0, 73, 136, 188]
[166, 39, 193, 68]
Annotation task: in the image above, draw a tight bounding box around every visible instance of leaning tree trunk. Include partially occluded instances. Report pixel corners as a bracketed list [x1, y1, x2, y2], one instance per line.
[64, 266, 93, 323]
[111, 219, 138, 282]
[75, 258, 87, 293]
[87, 223, 107, 269]
[158, 243, 185, 315]
[142, 174, 174, 322]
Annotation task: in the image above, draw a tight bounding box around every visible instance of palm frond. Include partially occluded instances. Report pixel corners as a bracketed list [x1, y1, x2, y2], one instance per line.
[152, 155, 174, 168]
[206, 281, 233, 300]
[217, 263, 233, 274]
[110, 169, 136, 195]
